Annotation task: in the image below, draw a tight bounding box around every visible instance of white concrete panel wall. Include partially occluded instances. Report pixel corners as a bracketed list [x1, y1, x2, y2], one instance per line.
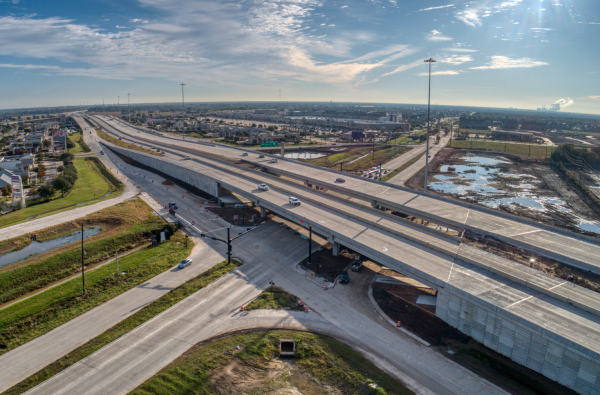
[111, 147, 220, 198]
[436, 288, 600, 395]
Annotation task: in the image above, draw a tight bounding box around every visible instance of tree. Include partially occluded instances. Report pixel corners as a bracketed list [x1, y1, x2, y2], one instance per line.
[37, 168, 46, 178]
[52, 177, 72, 197]
[57, 165, 64, 173]
[38, 185, 55, 200]
[21, 174, 29, 185]
[43, 140, 51, 148]
[28, 186, 38, 196]
[1, 185, 11, 197]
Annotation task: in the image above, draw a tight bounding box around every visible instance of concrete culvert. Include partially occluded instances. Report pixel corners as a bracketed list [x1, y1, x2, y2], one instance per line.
[280, 339, 295, 357]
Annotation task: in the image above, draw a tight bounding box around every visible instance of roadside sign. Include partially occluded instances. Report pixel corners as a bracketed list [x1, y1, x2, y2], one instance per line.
[260, 141, 278, 147]
[209, 203, 213, 207]
[192, 221, 195, 225]
[233, 215, 238, 220]
[300, 235, 308, 240]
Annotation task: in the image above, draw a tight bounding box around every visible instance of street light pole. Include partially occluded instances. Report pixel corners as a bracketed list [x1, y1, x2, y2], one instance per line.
[181, 83, 185, 140]
[423, 58, 436, 192]
[308, 225, 312, 265]
[81, 223, 85, 294]
[227, 226, 231, 265]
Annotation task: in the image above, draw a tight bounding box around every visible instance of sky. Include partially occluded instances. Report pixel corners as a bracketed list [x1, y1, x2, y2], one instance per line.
[0, 0, 599, 114]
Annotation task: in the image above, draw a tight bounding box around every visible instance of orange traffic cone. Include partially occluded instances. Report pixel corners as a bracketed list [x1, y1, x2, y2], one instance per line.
[240, 305, 244, 311]
[397, 321, 402, 327]
[304, 306, 308, 312]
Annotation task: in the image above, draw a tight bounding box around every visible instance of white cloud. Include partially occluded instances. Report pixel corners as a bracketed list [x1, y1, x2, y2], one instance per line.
[588, 96, 600, 100]
[341, 5, 348, 8]
[0, 63, 61, 70]
[379, 59, 425, 79]
[442, 55, 473, 65]
[418, 4, 455, 12]
[418, 70, 461, 76]
[443, 47, 477, 52]
[456, 9, 482, 27]
[130, 19, 149, 23]
[470, 56, 548, 70]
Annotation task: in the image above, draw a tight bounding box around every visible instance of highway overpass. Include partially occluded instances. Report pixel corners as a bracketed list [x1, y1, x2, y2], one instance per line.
[85, 114, 600, 395]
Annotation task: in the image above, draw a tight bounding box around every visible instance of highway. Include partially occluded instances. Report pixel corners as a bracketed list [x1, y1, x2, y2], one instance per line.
[98, 115, 600, 274]
[87, 115, 600, 394]
[0, 121, 510, 395]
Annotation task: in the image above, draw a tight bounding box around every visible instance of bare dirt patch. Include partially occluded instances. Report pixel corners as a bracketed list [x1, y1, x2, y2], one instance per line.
[298, 242, 356, 283]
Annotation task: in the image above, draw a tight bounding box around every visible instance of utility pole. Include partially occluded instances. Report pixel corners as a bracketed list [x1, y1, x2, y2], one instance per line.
[227, 226, 231, 265]
[423, 58, 436, 191]
[128, 93, 130, 124]
[308, 225, 312, 265]
[81, 223, 85, 294]
[181, 83, 185, 140]
[116, 250, 119, 276]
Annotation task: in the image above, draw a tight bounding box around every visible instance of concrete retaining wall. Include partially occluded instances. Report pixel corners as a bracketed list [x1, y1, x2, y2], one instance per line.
[436, 287, 600, 395]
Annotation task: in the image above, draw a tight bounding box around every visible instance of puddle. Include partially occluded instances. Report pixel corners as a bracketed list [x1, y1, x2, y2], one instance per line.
[283, 152, 325, 159]
[0, 226, 102, 268]
[429, 155, 600, 234]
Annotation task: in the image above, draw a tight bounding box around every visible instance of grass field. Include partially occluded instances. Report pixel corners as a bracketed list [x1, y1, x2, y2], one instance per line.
[68, 132, 84, 154]
[246, 287, 303, 311]
[130, 330, 413, 395]
[449, 139, 554, 159]
[389, 136, 420, 145]
[309, 146, 408, 171]
[0, 229, 192, 356]
[5, 259, 240, 395]
[382, 151, 426, 182]
[0, 200, 168, 307]
[0, 157, 123, 229]
[96, 128, 163, 156]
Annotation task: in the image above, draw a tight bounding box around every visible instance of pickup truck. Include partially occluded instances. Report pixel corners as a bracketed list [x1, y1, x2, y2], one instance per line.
[351, 255, 362, 272]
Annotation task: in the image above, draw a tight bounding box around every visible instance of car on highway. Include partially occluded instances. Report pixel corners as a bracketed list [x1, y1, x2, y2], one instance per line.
[335, 178, 345, 183]
[351, 255, 362, 272]
[118, 136, 122, 140]
[258, 183, 269, 191]
[152, 146, 156, 149]
[178, 258, 192, 269]
[234, 203, 248, 208]
[184, 155, 190, 160]
[289, 196, 301, 206]
[168, 202, 178, 209]
[339, 271, 349, 284]
[258, 154, 265, 158]
[271, 158, 278, 163]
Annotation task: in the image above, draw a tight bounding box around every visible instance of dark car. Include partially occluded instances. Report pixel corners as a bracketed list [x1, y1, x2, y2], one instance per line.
[258, 154, 265, 158]
[339, 271, 349, 284]
[335, 178, 345, 183]
[168, 202, 178, 209]
[351, 255, 362, 272]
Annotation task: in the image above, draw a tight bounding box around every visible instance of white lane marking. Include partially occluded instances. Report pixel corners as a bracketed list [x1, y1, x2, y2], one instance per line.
[505, 281, 567, 308]
[512, 229, 543, 237]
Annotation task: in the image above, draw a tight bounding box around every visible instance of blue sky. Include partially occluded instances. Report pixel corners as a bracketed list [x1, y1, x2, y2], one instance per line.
[1, 0, 599, 113]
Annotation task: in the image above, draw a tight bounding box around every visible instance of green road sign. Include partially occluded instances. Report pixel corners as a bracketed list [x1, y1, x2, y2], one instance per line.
[300, 235, 308, 240]
[261, 141, 278, 147]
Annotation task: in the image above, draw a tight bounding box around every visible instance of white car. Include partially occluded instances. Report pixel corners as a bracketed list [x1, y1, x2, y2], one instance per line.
[289, 196, 301, 206]
[258, 183, 269, 191]
[242, 152, 248, 156]
[184, 155, 190, 160]
[178, 258, 192, 269]
[271, 158, 278, 163]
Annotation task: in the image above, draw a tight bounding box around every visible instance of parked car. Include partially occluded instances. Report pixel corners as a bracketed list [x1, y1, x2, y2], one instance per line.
[335, 178, 345, 183]
[258, 154, 265, 158]
[339, 271, 349, 284]
[168, 202, 178, 209]
[289, 196, 301, 206]
[271, 158, 278, 163]
[178, 258, 192, 269]
[242, 152, 248, 156]
[258, 183, 269, 191]
[368, 174, 373, 178]
[184, 155, 190, 160]
[351, 255, 362, 272]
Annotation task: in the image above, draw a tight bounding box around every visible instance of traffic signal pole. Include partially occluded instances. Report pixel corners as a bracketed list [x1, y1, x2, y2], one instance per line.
[227, 226, 231, 265]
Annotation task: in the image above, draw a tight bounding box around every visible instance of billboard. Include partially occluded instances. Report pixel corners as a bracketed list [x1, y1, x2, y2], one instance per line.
[11, 175, 22, 197]
[52, 129, 67, 152]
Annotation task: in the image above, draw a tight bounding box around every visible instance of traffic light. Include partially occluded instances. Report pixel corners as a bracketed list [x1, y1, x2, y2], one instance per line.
[228, 244, 232, 252]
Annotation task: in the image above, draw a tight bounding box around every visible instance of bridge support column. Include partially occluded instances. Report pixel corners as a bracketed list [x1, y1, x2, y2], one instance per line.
[260, 206, 266, 218]
[332, 241, 340, 256]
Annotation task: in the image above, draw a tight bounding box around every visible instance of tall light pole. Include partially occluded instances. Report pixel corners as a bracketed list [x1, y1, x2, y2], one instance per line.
[180, 83, 185, 140]
[423, 58, 436, 192]
[127, 93, 130, 124]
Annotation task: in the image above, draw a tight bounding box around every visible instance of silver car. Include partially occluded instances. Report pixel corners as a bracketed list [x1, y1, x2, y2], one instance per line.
[178, 259, 192, 269]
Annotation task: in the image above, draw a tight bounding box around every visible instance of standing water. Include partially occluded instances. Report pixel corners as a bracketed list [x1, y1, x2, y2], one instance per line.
[0, 226, 102, 268]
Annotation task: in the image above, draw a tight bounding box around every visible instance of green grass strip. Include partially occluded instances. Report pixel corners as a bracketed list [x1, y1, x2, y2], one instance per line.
[381, 151, 426, 182]
[0, 232, 191, 355]
[130, 330, 413, 395]
[448, 139, 553, 159]
[96, 129, 163, 156]
[4, 259, 240, 395]
[0, 158, 123, 229]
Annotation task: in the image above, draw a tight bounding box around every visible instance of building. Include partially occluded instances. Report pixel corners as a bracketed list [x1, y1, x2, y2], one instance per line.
[0, 169, 15, 190]
[22, 132, 45, 152]
[285, 116, 410, 132]
[492, 130, 533, 141]
[385, 113, 402, 122]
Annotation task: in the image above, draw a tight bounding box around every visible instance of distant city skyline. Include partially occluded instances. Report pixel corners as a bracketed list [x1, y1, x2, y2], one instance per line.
[0, 0, 598, 114]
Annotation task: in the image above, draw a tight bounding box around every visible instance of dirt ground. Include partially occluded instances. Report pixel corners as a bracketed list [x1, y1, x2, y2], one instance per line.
[406, 148, 600, 236]
[373, 266, 577, 395]
[298, 242, 356, 283]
